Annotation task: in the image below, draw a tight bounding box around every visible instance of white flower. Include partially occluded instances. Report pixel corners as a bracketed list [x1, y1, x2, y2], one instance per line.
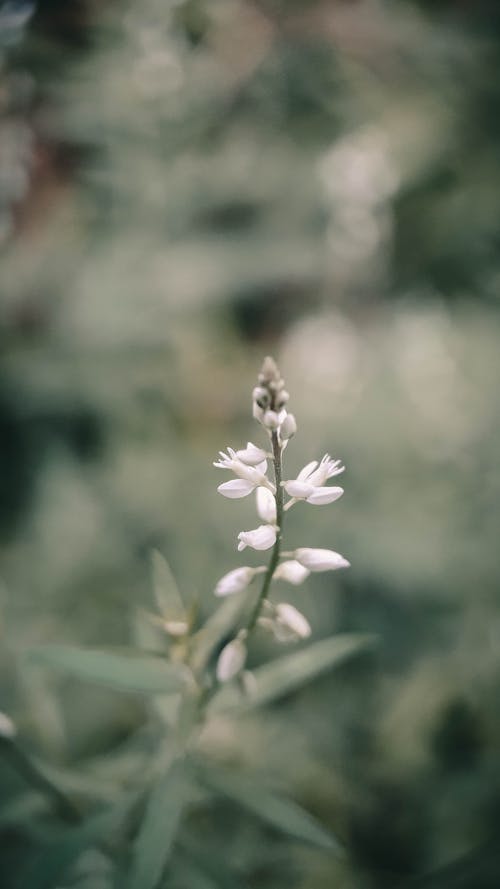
[283, 454, 345, 507]
[256, 487, 277, 523]
[215, 566, 256, 597]
[273, 559, 310, 585]
[216, 637, 247, 682]
[294, 548, 350, 571]
[235, 442, 268, 466]
[237, 524, 277, 552]
[214, 448, 273, 496]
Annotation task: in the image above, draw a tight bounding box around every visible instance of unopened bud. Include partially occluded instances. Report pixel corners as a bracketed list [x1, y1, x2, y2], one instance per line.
[280, 413, 297, 441]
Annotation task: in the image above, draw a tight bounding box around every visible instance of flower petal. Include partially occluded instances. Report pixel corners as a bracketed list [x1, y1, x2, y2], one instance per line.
[256, 487, 277, 523]
[283, 480, 314, 499]
[305, 486, 344, 505]
[236, 442, 268, 466]
[273, 560, 310, 585]
[218, 479, 255, 499]
[237, 524, 277, 552]
[296, 460, 318, 482]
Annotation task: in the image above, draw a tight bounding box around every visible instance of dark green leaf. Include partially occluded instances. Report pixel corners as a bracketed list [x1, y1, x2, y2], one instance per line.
[28, 646, 189, 694]
[126, 758, 188, 889]
[202, 767, 342, 854]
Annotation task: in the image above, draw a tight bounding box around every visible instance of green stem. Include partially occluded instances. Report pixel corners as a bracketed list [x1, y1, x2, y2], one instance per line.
[246, 429, 284, 632]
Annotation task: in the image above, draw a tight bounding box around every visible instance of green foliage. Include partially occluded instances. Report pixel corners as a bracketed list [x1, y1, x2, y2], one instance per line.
[28, 647, 189, 694]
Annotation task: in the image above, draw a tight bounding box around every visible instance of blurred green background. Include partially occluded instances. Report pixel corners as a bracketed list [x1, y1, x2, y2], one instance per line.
[2, 0, 500, 886]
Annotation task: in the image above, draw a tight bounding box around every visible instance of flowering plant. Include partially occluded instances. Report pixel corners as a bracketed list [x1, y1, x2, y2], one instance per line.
[15, 357, 374, 889]
[213, 356, 350, 681]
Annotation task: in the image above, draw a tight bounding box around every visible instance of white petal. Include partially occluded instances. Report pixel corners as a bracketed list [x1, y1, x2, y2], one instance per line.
[215, 566, 255, 597]
[256, 487, 277, 523]
[218, 479, 255, 499]
[296, 460, 318, 482]
[263, 410, 280, 429]
[237, 524, 277, 552]
[305, 486, 344, 505]
[283, 480, 314, 499]
[236, 442, 268, 466]
[273, 560, 310, 585]
[275, 603, 311, 639]
[216, 638, 247, 682]
[294, 548, 350, 571]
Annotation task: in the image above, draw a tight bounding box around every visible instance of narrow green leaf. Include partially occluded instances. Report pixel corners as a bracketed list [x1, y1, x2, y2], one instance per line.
[190, 592, 248, 675]
[202, 767, 342, 854]
[28, 646, 189, 695]
[151, 550, 185, 619]
[126, 759, 188, 889]
[210, 633, 377, 712]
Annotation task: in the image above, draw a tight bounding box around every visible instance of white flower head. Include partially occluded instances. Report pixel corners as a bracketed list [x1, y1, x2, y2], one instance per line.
[215, 566, 256, 597]
[214, 448, 270, 485]
[256, 486, 277, 523]
[283, 454, 345, 507]
[237, 524, 277, 552]
[216, 637, 247, 682]
[273, 559, 310, 585]
[294, 547, 350, 572]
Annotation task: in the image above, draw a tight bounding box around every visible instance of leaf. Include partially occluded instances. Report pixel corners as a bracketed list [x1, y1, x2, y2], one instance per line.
[28, 646, 189, 695]
[210, 633, 377, 712]
[201, 767, 343, 854]
[151, 550, 185, 620]
[14, 796, 133, 889]
[190, 592, 248, 675]
[126, 758, 188, 889]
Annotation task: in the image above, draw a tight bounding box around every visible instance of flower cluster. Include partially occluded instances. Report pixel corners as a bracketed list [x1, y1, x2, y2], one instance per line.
[213, 357, 350, 682]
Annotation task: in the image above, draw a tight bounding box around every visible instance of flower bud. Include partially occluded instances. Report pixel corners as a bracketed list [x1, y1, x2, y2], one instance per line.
[273, 559, 310, 585]
[215, 566, 255, 597]
[256, 487, 277, 523]
[216, 637, 247, 682]
[280, 413, 297, 441]
[294, 548, 350, 571]
[275, 603, 311, 639]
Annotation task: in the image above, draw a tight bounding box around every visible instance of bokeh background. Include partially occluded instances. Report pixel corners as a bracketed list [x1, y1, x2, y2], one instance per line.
[2, 1, 500, 887]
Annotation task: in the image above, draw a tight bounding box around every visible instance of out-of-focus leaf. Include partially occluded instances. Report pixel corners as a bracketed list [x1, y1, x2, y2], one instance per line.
[190, 592, 248, 675]
[28, 646, 189, 694]
[151, 550, 185, 620]
[125, 758, 188, 889]
[210, 633, 377, 712]
[14, 795, 133, 889]
[201, 767, 342, 854]
[178, 837, 249, 889]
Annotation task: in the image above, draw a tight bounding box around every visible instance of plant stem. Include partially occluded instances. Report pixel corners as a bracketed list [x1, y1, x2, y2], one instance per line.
[246, 429, 284, 632]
